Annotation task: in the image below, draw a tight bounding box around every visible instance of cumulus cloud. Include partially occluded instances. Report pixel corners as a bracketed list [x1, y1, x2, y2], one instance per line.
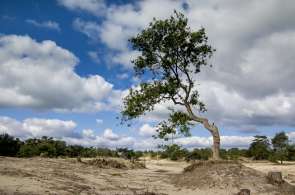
[0, 116, 134, 148]
[0, 34, 120, 112]
[82, 128, 96, 139]
[57, 0, 106, 16]
[88, 51, 100, 64]
[0, 116, 78, 139]
[22, 118, 77, 138]
[96, 119, 103, 125]
[26, 19, 61, 31]
[76, 0, 295, 132]
[99, 0, 186, 68]
[63, 128, 135, 148]
[103, 128, 119, 141]
[287, 132, 295, 143]
[0, 117, 29, 138]
[138, 123, 156, 137]
[72, 18, 100, 41]
[116, 73, 129, 80]
[0, 115, 283, 149]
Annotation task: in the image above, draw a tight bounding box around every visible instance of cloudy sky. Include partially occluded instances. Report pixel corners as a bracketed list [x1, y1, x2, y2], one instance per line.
[0, 0, 295, 150]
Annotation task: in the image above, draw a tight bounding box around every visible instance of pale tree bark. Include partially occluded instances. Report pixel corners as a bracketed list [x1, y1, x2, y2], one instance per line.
[185, 104, 221, 160]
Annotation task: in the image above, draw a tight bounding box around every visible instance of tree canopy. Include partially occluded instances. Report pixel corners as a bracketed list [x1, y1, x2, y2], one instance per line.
[122, 11, 215, 140]
[271, 131, 289, 164]
[248, 135, 271, 160]
[121, 11, 222, 159]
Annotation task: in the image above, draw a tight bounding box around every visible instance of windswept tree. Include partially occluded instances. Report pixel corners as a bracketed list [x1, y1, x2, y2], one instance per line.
[248, 135, 271, 160]
[271, 131, 289, 164]
[121, 12, 221, 160]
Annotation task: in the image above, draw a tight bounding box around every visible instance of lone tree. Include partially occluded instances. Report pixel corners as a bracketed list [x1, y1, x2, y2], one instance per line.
[122, 12, 221, 160]
[271, 131, 289, 164]
[248, 135, 271, 160]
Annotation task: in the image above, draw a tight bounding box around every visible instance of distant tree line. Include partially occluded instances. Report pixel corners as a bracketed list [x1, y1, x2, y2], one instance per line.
[0, 132, 294, 163]
[160, 131, 295, 163]
[0, 134, 118, 158]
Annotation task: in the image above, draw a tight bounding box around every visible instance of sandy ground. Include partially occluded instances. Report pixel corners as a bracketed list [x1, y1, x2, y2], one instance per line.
[0, 157, 294, 195]
[243, 161, 295, 184]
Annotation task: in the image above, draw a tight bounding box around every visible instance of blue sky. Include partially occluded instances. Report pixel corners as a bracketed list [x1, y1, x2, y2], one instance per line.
[1, 0, 295, 150]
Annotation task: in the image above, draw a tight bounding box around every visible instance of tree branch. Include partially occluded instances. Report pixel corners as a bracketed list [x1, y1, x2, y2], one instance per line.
[184, 103, 217, 133]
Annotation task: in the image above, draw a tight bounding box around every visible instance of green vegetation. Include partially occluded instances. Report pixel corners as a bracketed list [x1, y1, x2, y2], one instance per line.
[160, 144, 189, 160]
[271, 132, 289, 164]
[1, 132, 294, 163]
[0, 133, 119, 158]
[248, 135, 271, 160]
[185, 148, 212, 161]
[247, 132, 295, 163]
[0, 133, 22, 156]
[121, 11, 222, 160]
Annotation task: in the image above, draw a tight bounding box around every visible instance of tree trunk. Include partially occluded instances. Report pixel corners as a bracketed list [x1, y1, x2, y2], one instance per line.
[267, 171, 283, 184]
[194, 115, 221, 160]
[210, 127, 221, 160]
[185, 104, 221, 160]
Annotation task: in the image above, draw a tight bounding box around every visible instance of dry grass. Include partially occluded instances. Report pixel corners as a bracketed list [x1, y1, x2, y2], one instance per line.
[82, 157, 146, 169]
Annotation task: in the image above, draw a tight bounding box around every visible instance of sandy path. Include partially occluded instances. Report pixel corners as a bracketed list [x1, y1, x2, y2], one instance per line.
[0, 157, 224, 195]
[243, 161, 295, 184]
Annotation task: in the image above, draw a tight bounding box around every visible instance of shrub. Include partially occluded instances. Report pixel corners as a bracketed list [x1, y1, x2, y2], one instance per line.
[0, 133, 22, 156]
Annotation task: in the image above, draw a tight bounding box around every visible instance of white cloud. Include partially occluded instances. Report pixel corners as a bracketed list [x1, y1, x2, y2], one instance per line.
[0, 117, 29, 138]
[98, 0, 185, 68]
[96, 119, 103, 125]
[69, 0, 185, 68]
[116, 73, 129, 80]
[0, 116, 77, 139]
[22, 118, 77, 138]
[287, 132, 295, 144]
[138, 123, 156, 137]
[88, 51, 100, 64]
[0, 115, 280, 149]
[0, 116, 134, 148]
[175, 135, 253, 149]
[72, 18, 100, 41]
[82, 128, 95, 139]
[57, 0, 106, 16]
[84, 0, 295, 132]
[63, 128, 135, 148]
[103, 128, 119, 141]
[112, 50, 140, 69]
[0, 34, 118, 112]
[26, 19, 61, 31]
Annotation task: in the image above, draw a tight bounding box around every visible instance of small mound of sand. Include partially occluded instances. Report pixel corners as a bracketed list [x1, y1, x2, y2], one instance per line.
[83, 158, 145, 169]
[171, 160, 295, 195]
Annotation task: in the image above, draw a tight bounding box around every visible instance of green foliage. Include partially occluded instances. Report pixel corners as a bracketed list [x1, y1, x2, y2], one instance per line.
[18, 144, 39, 157]
[96, 148, 118, 157]
[122, 11, 214, 141]
[248, 135, 271, 160]
[3, 132, 295, 162]
[160, 144, 188, 160]
[0, 133, 22, 156]
[156, 111, 192, 140]
[117, 148, 143, 160]
[18, 137, 61, 157]
[122, 81, 171, 121]
[271, 132, 289, 164]
[287, 144, 295, 161]
[185, 148, 212, 161]
[226, 148, 248, 160]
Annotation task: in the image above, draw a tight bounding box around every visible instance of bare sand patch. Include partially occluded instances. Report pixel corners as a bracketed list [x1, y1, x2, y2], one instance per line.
[243, 161, 295, 184]
[0, 157, 295, 195]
